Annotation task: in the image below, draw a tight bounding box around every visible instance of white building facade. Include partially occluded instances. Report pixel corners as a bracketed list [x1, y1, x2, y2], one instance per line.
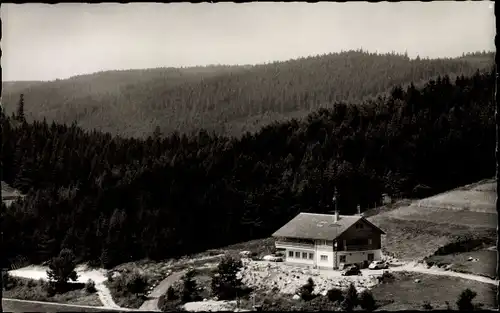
[273, 212, 385, 270]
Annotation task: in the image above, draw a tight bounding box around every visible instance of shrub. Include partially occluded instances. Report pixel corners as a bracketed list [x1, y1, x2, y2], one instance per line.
[159, 296, 185, 312]
[181, 269, 200, 303]
[3, 271, 16, 291]
[126, 272, 148, 296]
[45, 282, 57, 297]
[297, 277, 315, 301]
[326, 287, 343, 303]
[85, 279, 97, 294]
[106, 271, 114, 282]
[359, 289, 376, 311]
[457, 288, 477, 311]
[341, 283, 358, 311]
[422, 301, 433, 310]
[211, 255, 244, 300]
[303, 295, 338, 311]
[166, 286, 178, 301]
[445, 301, 452, 310]
[105, 271, 149, 308]
[379, 271, 395, 283]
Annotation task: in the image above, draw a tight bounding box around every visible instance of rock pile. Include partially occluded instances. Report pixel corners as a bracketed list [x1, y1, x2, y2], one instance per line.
[239, 259, 380, 295]
[183, 300, 238, 312]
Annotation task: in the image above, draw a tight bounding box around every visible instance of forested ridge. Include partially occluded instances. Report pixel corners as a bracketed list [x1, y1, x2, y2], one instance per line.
[1, 50, 494, 138]
[1, 67, 494, 269]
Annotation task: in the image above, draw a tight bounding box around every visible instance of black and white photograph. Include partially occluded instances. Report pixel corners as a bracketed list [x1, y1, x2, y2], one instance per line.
[0, 2, 497, 312]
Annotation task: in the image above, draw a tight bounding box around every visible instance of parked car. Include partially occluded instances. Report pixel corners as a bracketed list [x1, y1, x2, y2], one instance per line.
[368, 260, 388, 270]
[262, 255, 283, 262]
[341, 265, 362, 276]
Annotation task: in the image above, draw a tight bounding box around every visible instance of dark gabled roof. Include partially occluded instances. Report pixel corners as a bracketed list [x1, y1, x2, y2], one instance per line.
[272, 212, 385, 241]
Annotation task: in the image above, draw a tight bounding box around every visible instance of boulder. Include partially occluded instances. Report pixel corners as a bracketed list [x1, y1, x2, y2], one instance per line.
[292, 294, 301, 300]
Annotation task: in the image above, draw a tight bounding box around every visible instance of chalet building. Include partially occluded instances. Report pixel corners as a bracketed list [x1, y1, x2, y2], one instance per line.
[272, 210, 385, 270]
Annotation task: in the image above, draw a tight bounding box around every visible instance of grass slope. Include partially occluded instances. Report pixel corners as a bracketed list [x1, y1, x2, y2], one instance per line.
[426, 249, 497, 279]
[367, 178, 497, 261]
[3, 276, 102, 307]
[371, 272, 497, 310]
[2, 298, 129, 313]
[2, 51, 494, 138]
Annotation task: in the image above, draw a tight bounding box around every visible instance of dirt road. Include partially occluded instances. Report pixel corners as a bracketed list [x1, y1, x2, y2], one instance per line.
[95, 282, 122, 309]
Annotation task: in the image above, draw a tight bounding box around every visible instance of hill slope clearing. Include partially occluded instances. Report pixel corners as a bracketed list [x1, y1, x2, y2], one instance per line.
[368, 178, 496, 261]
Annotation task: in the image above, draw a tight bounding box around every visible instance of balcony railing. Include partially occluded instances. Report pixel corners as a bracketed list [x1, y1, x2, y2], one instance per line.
[344, 245, 379, 251]
[275, 241, 314, 249]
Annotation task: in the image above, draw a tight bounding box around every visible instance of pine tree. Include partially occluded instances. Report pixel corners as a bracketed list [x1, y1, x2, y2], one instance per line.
[152, 126, 162, 140]
[47, 249, 78, 292]
[181, 269, 199, 303]
[456, 288, 476, 311]
[211, 255, 243, 300]
[16, 94, 25, 122]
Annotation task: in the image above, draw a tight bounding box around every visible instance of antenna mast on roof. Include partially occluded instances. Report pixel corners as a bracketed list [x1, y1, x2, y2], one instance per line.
[333, 188, 339, 222]
[332, 187, 338, 210]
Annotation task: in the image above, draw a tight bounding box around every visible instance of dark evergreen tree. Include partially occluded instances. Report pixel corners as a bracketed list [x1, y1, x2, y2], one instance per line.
[16, 94, 25, 122]
[46, 249, 78, 292]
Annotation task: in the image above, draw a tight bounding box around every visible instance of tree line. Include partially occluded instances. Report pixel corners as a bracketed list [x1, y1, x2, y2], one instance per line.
[1, 68, 495, 269]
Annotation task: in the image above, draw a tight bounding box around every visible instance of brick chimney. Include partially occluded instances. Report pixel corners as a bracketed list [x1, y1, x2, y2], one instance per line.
[334, 210, 339, 222]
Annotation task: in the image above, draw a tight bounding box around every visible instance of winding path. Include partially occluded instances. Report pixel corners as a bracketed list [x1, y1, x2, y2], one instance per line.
[95, 282, 122, 309]
[138, 254, 225, 312]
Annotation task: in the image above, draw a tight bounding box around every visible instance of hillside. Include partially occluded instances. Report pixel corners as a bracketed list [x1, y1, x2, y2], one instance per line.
[1, 50, 494, 138]
[367, 178, 496, 261]
[1, 67, 494, 269]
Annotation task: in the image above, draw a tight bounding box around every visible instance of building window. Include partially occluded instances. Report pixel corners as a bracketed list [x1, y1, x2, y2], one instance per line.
[288, 251, 294, 258]
[302, 252, 308, 259]
[368, 239, 372, 245]
[295, 252, 300, 258]
[356, 223, 364, 229]
[368, 253, 374, 261]
[308, 253, 314, 260]
[339, 255, 346, 263]
[320, 255, 328, 261]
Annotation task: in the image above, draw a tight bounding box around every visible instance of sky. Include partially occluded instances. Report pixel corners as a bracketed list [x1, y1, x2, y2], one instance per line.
[1, 2, 495, 82]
